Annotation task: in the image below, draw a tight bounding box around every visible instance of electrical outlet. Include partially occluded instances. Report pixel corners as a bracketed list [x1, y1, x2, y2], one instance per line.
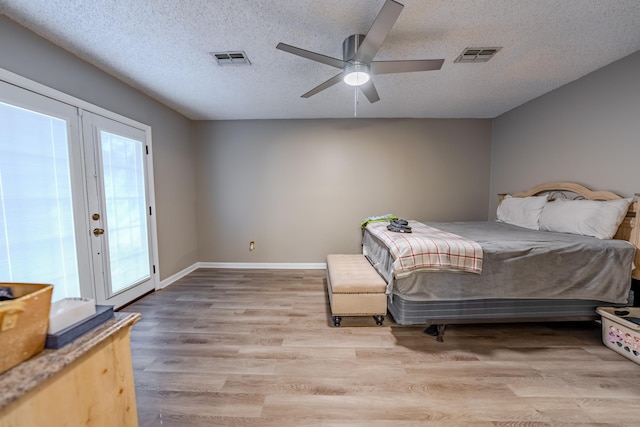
[249, 241, 255, 251]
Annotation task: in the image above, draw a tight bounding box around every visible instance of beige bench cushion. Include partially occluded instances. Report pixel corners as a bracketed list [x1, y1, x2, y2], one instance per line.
[326, 254, 386, 294]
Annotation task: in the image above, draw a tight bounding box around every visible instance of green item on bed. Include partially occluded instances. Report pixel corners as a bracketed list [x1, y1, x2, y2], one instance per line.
[361, 214, 398, 229]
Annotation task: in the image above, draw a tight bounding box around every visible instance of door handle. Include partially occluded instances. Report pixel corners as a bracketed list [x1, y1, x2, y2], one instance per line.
[93, 228, 105, 236]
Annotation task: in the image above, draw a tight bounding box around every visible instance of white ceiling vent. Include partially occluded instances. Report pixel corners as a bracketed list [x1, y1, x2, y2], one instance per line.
[210, 51, 251, 66]
[454, 47, 502, 63]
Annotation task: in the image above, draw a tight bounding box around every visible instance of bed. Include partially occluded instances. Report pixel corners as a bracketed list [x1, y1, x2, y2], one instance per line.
[361, 182, 640, 340]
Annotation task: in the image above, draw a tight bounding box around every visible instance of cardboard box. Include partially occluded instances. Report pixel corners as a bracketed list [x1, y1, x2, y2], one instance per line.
[597, 306, 640, 364]
[0, 283, 53, 374]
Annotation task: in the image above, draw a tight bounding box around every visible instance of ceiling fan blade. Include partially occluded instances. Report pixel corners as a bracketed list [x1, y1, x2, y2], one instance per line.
[352, 0, 404, 63]
[301, 73, 345, 98]
[359, 80, 380, 103]
[371, 59, 444, 74]
[276, 43, 346, 69]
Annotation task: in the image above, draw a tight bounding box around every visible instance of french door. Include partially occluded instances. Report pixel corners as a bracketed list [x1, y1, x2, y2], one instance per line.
[81, 111, 155, 307]
[0, 78, 157, 307]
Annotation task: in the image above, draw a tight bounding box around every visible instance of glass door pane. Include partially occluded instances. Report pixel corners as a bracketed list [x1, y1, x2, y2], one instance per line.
[100, 130, 150, 293]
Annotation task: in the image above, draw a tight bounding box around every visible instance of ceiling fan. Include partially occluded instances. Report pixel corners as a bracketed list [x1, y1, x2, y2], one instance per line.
[276, 0, 444, 103]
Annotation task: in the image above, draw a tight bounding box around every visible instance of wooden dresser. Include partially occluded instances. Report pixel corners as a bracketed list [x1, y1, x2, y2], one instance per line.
[0, 312, 140, 426]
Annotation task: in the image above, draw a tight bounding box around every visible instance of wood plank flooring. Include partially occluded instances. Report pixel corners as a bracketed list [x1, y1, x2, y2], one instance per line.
[126, 268, 640, 426]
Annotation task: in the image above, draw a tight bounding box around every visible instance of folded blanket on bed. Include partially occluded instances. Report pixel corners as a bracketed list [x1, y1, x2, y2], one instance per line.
[365, 220, 483, 277]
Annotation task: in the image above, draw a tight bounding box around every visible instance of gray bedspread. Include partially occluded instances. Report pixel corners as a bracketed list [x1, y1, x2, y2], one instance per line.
[362, 221, 635, 304]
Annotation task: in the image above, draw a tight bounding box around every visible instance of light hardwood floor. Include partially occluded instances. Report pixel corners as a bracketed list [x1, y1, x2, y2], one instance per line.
[127, 268, 640, 426]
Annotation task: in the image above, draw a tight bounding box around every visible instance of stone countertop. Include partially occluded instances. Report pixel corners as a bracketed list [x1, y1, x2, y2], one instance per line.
[0, 311, 140, 411]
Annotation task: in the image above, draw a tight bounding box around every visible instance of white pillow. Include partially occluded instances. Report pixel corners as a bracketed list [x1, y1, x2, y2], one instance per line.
[496, 195, 548, 230]
[538, 198, 631, 239]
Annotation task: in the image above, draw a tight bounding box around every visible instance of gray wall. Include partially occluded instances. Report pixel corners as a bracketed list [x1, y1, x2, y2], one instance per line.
[490, 50, 640, 216]
[0, 16, 199, 280]
[194, 119, 491, 263]
[8, 13, 636, 269]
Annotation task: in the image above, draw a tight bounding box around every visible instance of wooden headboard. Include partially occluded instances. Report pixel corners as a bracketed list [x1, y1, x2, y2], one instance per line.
[498, 181, 640, 281]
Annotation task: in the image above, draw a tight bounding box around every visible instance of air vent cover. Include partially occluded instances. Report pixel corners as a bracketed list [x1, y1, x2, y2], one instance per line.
[454, 47, 502, 63]
[210, 51, 251, 66]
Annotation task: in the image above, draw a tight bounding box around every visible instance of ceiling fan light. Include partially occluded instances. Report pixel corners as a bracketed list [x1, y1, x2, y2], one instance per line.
[343, 64, 370, 86]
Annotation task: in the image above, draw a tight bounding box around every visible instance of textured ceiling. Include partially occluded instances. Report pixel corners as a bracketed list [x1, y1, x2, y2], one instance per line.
[1, 0, 639, 120]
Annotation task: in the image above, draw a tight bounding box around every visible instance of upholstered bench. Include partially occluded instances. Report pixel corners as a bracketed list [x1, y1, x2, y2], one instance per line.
[326, 254, 387, 327]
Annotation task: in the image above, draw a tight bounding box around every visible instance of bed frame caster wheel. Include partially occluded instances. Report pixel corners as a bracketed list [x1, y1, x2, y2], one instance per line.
[332, 316, 342, 327]
[374, 315, 384, 326]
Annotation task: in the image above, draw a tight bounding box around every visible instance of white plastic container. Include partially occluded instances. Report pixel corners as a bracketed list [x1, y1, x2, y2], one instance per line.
[48, 298, 96, 334]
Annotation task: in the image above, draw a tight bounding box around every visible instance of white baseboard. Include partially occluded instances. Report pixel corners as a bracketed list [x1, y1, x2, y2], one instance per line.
[158, 262, 326, 290]
[158, 263, 199, 289]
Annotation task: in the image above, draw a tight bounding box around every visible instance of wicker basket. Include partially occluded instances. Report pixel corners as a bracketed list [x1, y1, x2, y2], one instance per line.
[0, 283, 53, 374]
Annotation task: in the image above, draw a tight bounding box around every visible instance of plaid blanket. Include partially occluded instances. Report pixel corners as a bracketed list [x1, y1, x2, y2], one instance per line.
[365, 221, 483, 278]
